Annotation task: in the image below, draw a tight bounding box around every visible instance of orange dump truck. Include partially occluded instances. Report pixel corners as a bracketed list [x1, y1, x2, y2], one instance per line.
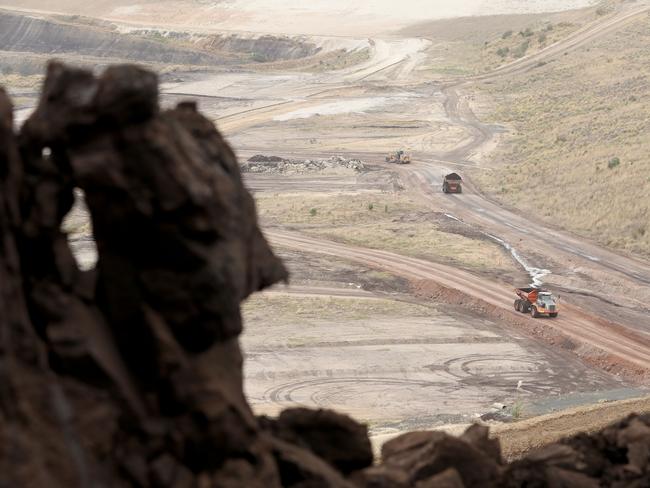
[514, 287, 559, 318]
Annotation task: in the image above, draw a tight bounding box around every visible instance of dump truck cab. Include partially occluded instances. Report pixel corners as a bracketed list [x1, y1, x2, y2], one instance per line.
[442, 173, 462, 193]
[514, 287, 559, 318]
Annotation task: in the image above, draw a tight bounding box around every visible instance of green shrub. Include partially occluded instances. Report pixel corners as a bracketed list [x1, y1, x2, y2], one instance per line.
[309, 208, 317, 216]
[368, 203, 374, 211]
[608, 157, 620, 169]
[496, 47, 510, 58]
[538, 33, 547, 44]
[519, 28, 534, 38]
[502, 30, 513, 39]
[513, 41, 530, 58]
[511, 400, 524, 420]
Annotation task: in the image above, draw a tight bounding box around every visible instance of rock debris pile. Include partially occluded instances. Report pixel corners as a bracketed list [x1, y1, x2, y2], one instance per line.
[1, 62, 649, 487]
[242, 154, 365, 174]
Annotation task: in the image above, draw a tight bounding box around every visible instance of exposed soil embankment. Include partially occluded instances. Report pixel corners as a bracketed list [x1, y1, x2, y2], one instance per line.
[201, 34, 321, 62]
[412, 279, 650, 384]
[0, 10, 229, 68]
[2, 62, 650, 487]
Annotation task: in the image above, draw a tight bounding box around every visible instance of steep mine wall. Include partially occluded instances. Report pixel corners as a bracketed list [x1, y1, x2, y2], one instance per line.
[0, 10, 324, 72]
[0, 10, 231, 66]
[1, 62, 650, 487]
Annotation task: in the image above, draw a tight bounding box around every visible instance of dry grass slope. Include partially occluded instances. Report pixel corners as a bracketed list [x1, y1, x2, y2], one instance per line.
[256, 192, 515, 274]
[475, 14, 650, 258]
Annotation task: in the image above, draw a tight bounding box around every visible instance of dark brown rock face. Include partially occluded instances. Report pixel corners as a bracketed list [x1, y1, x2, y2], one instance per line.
[260, 408, 373, 474]
[1, 62, 650, 487]
[1, 61, 288, 487]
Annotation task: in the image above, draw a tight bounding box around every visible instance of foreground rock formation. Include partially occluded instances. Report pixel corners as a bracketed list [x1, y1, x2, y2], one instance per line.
[1, 62, 649, 487]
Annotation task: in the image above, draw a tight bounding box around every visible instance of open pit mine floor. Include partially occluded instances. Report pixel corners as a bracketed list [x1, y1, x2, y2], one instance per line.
[242, 283, 642, 435]
[47, 0, 650, 448]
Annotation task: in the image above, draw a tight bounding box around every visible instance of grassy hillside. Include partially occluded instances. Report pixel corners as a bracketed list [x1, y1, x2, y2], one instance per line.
[411, 7, 602, 76]
[474, 13, 650, 258]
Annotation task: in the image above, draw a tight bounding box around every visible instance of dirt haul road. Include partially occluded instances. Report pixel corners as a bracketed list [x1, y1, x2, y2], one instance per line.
[161, 4, 650, 381]
[238, 7, 650, 308]
[267, 230, 650, 378]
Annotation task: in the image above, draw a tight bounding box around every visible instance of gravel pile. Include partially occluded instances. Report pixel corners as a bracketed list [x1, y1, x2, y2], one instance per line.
[242, 154, 365, 173]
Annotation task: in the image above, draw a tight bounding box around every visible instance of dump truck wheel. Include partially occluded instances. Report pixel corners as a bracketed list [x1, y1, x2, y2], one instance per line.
[549, 313, 558, 318]
[531, 307, 540, 318]
[514, 299, 520, 311]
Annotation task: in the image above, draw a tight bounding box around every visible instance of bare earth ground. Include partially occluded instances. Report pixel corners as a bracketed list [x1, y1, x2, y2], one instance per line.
[242, 290, 628, 433]
[12, 0, 650, 454]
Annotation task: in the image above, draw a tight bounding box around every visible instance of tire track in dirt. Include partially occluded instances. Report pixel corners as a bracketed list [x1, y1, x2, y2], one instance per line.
[267, 230, 650, 377]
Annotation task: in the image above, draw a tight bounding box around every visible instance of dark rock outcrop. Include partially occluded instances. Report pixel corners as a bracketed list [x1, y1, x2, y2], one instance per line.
[260, 408, 373, 475]
[2, 60, 288, 487]
[1, 61, 650, 487]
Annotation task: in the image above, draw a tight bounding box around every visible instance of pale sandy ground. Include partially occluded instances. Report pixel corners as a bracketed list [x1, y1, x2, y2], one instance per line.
[0, 1, 599, 35]
[242, 290, 629, 432]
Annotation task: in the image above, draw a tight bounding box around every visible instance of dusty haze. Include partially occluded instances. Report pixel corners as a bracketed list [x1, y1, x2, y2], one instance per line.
[1, 0, 599, 34]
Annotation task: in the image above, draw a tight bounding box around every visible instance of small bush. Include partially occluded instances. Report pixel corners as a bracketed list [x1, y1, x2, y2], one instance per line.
[519, 28, 534, 38]
[496, 47, 510, 58]
[368, 203, 374, 211]
[502, 30, 513, 39]
[513, 41, 530, 58]
[538, 33, 547, 44]
[608, 157, 620, 169]
[309, 208, 317, 216]
[544, 24, 554, 32]
[384, 204, 388, 213]
[511, 401, 524, 420]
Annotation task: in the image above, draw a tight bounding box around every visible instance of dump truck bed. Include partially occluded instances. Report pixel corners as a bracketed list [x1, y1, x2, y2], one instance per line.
[444, 173, 462, 181]
[515, 287, 539, 302]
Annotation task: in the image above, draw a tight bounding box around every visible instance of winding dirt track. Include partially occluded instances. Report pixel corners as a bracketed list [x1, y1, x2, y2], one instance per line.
[267, 231, 650, 372]
[228, 5, 650, 375]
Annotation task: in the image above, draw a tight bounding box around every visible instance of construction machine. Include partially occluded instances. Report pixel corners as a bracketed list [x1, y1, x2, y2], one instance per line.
[386, 150, 411, 164]
[514, 287, 559, 318]
[442, 173, 463, 193]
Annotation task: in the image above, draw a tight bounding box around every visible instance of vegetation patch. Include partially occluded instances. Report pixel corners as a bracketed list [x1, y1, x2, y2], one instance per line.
[475, 17, 650, 257]
[256, 192, 514, 274]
